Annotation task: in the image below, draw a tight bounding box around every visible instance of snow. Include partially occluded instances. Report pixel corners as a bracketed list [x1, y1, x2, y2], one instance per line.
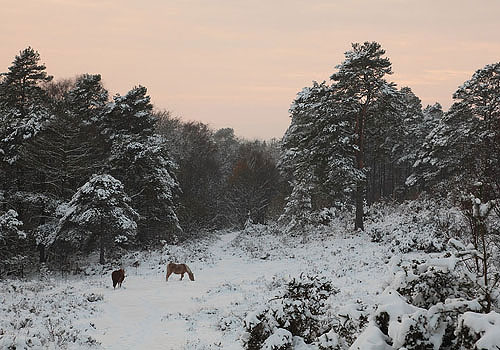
[460, 311, 500, 350]
[349, 325, 392, 350]
[1, 229, 390, 349]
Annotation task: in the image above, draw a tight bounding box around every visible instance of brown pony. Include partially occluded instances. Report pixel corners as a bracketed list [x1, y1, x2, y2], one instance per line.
[166, 263, 194, 281]
[111, 268, 125, 289]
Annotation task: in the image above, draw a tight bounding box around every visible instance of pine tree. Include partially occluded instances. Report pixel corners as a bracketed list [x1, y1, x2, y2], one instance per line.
[0, 47, 53, 164]
[279, 178, 313, 236]
[103, 86, 155, 139]
[52, 174, 138, 264]
[104, 86, 181, 242]
[0, 209, 25, 263]
[330, 41, 395, 230]
[408, 62, 500, 197]
[108, 135, 181, 242]
[19, 74, 109, 199]
[280, 82, 360, 213]
[280, 42, 397, 232]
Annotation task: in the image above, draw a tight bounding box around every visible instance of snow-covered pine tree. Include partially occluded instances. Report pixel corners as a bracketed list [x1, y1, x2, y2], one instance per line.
[408, 63, 500, 311]
[19, 74, 110, 199]
[0, 48, 57, 264]
[363, 86, 406, 203]
[0, 209, 25, 265]
[108, 135, 181, 242]
[282, 82, 360, 206]
[103, 85, 156, 139]
[10, 75, 110, 262]
[62, 74, 110, 186]
[407, 62, 500, 197]
[280, 43, 398, 233]
[279, 177, 314, 236]
[52, 174, 138, 264]
[0, 47, 53, 165]
[104, 86, 181, 243]
[330, 41, 395, 230]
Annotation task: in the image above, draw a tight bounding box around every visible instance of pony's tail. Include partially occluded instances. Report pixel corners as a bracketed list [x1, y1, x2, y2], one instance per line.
[185, 264, 195, 281]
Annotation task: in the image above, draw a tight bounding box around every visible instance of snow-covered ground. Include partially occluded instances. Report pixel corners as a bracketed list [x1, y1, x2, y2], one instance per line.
[90, 230, 389, 349]
[1, 228, 392, 349]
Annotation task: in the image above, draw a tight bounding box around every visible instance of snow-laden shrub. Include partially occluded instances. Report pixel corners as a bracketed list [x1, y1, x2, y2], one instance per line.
[350, 244, 500, 350]
[0, 280, 101, 349]
[329, 302, 369, 349]
[389, 254, 477, 309]
[243, 274, 337, 349]
[353, 289, 482, 350]
[262, 328, 293, 350]
[317, 329, 341, 350]
[455, 311, 500, 349]
[316, 301, 369, 350]
[365, 198, 463, 253]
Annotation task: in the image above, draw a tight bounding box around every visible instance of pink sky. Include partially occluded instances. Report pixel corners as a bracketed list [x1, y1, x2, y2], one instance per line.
[1, 0, 499, 139]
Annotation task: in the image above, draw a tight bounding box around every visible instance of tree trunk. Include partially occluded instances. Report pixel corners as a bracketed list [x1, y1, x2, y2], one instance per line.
[355, 184, 364, 230]
[99, 235, 105, 265]
[354, 109, 366, 231]
[38, 244, 46, 263]
[479, 221, 490, 312]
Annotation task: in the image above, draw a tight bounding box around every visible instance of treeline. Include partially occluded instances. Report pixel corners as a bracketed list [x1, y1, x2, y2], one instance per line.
[0, 48, 284, 269]
[1, 43, 499, 272]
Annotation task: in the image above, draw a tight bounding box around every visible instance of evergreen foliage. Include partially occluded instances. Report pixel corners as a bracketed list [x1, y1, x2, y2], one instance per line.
[408, 62, 500, 197]
[52, 174, 138, 264]
[0, 47, 53, 164]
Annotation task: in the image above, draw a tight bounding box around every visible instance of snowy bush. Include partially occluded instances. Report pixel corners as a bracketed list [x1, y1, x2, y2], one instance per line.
[0, 280, 101, 349]
[318, 301, 369, 349]
[365, 198, 463, 253]
[352, 289, 483, 350]
[243, 274, 337, 349]
[389, 254, 477, 309]
[350, 244, 500, 350]
[262, 328, 293, 350]
[0, 209, 28, 276]
[85, 292, 104, 302]
[455, 311, 500, 349]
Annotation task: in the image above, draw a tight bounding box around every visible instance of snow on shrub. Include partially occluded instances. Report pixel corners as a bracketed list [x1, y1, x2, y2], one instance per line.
[349, 243, 500, 350]
[352, 289, 483, 350]
[320, 301, 369, 349]
[243, 274, 337, 349]
[365, 198, 463, 253]
[456, 311, 500, 349]
[0, 280, 102, 349]
[262, 328, 293, 350]
[388, 254, 477, 309]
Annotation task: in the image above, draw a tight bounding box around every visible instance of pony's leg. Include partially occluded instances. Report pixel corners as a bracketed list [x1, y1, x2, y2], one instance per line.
[166, 270, 172, 282]
[180, 273, 184, 280]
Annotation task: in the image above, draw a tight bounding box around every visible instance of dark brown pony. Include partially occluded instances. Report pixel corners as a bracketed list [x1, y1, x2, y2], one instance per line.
[166, 263, 194, 281]
[111, 268, 125, 289]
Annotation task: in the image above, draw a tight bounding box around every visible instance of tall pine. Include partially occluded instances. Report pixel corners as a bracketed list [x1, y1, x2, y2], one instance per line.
[330, 41, 395, 230]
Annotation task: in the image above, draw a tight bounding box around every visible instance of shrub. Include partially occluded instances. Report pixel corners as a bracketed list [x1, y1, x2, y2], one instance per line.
[243, 274, 337, 349]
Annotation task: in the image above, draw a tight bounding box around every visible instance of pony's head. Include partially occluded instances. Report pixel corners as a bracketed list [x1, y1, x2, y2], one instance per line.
[188, 272, 195, 281]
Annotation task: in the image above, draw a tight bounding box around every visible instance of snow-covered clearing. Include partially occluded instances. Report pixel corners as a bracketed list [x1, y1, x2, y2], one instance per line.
[1, 229, 391, 349]
[90, 230, 389, 349]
